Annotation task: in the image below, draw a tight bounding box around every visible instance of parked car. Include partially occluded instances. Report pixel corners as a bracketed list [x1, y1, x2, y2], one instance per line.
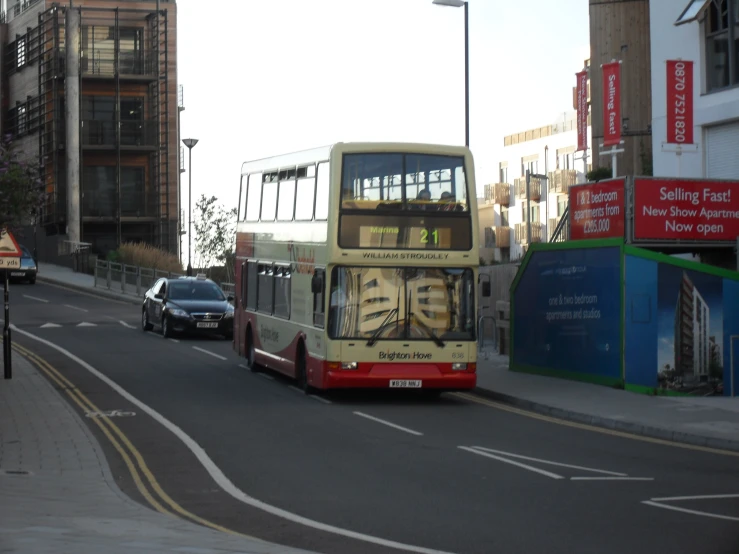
[141, 274, 234, 339]
[9, 245, 37, 284]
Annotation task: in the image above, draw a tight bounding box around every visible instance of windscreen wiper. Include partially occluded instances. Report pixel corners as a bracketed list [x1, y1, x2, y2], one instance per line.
[367, 307, 399, 347]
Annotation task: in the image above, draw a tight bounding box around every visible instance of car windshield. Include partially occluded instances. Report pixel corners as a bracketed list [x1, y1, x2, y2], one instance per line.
[328, 266, 475, 341]
[167, 281, 225, 301]
[20, 246, 32, 257]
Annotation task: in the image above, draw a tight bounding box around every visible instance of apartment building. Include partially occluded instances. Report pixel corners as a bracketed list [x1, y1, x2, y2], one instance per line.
[1, 0, 180, 256]
[673, 271, 710, 379]
[651, 0, 739, 178]
[479, 110, 593, 262]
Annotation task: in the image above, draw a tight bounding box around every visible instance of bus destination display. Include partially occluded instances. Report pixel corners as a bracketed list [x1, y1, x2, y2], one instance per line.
[340, 215, 471, 250]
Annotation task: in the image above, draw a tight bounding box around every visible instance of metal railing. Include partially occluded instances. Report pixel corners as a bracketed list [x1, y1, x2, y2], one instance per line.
[93, 259, 233, 298]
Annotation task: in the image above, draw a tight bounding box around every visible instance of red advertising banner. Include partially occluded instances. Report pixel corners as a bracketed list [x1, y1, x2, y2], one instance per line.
[568, 179, 626, 240]
[601, 61, 621, 147]
[665, 60, 694, 145]
[576, 71, 588, 152]
[634, 178, 739, 241]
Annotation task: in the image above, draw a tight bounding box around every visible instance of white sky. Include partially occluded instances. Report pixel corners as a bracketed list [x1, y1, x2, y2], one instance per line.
[177, 0, 590, 217]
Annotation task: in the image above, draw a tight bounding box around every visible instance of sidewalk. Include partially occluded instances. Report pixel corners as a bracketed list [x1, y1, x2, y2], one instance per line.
[0, 349, 315, 554]
[36, 261, 739, 453]
[475, 352, 739, 452]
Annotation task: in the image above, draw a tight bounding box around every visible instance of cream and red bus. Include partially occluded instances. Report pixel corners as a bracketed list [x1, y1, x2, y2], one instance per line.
[234, 142, 487, 394]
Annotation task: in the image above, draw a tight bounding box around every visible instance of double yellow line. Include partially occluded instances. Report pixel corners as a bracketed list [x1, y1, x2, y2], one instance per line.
[10, 341, 258, 540]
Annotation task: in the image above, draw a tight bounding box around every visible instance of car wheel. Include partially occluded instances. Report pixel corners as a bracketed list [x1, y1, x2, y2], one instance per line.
[245, 328, 258, 372]
[142, 307, 153, 331]
[162, 315, 172, 338]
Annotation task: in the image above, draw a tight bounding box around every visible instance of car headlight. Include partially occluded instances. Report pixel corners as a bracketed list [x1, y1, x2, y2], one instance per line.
[224, 311, 234, 319]
[168, 308, 189, 318]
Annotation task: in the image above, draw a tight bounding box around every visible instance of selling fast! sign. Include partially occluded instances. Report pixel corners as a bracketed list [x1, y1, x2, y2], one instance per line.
[634, 178, 739, 241]
[601, 61, 622, 147]
[568, 179, 626, 240]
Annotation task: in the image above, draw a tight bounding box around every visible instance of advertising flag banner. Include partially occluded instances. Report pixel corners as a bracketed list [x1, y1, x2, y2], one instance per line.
[576, 71, 589, 152]
[601, 61, 621, 147]
[665, 60, 694, 145]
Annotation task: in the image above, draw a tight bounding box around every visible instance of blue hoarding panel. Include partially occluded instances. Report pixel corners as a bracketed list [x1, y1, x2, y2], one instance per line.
[513, 247, 621, 379]
[624, 256, 658, 387]
[722, 279, 739, 397]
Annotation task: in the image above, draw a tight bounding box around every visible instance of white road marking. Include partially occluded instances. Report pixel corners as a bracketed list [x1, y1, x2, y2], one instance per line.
[650, 493, 739, 502]
[257, 373, 274, 380]
[238, 363, 249, 369]
[64, 304, 88, 312]
[11, 324, 456, 554]
[40, 323, 61, 328]
[354, 412, 423, 436]
[119, 320, 136, 329]
[642, 500, 739, 522]
[77, 322, 97, 327]
[23, 294, 48, 303]
[571, 477, 654, 481]
[287, 385, 304, 394]
[309, 394, 332, 404]
[192, 346, 227, 361]
[168, 338, 180, 343]
[459, 446, 564, 479]
[471, 446, 627, 476]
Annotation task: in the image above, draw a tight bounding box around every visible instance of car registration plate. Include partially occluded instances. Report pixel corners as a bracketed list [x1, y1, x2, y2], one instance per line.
[196, 322, 218, 328]
[389, 380, 422, 388]
[10, 272, 24, 277]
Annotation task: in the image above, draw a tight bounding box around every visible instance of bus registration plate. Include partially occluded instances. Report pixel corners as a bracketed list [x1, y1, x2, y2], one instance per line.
[197, 322, 218, 328]
[390, 380, 422, 388]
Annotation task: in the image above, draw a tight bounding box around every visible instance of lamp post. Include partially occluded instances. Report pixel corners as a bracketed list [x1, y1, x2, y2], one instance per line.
[432, 0, 469, 147]
[182, 138, 199, 276]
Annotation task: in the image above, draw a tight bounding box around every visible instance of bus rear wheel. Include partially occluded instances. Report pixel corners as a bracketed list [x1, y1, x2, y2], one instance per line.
[245, 328, 258, 372]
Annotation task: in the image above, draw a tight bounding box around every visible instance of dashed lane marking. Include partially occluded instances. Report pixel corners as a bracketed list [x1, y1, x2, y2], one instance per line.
[192, 346, 227, 361]
[23, 294, 48, 303]
[353, 412, 424, 436]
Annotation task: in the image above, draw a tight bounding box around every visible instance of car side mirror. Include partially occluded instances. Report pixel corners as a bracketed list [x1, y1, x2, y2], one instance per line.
[482, 282, 491, 297]
[311, 274, 323, 294]
[154, 293, 164, 300]
[227, 295, 234, 302]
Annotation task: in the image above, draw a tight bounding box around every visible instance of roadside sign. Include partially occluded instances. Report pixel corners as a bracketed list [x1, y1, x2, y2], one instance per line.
[0, 258, 20, 269]
[0, 228, 21, 256]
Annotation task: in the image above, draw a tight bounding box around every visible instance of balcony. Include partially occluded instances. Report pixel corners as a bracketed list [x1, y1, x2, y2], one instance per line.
[483, 183, 495, 204]
[514, 177, 541, 201]
[494, 183, 511, 205]
[494, 226, 511, 248]
[548, 169, 578, 194]
[82, 190, 158, 219]
[548, 218, 560, 240]
[514, 222, 543, 244]
[82, 120, 158, 149]
[81, 52, 158, 80]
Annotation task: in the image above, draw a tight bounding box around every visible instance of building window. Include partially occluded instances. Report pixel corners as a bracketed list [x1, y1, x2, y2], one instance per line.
[557, 198, 567, 217]
[501, 206, 509, 227]
[484, 227, 495, 248]
[705, 0, 738, 91]
[521, 157, 538, 176]
[16, 36, 26, 68]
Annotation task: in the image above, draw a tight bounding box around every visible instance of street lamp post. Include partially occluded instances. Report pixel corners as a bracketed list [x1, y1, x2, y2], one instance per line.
[432, 0, 469, 147]
[182, 138, 199, 276]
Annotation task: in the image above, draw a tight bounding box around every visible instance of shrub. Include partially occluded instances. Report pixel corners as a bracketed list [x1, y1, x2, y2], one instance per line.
[115, 241, 183, 273]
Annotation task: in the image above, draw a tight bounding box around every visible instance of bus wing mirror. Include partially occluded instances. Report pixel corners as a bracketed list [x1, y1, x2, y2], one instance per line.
[311, 274, 323, 294]
[482, 282, 491, 297]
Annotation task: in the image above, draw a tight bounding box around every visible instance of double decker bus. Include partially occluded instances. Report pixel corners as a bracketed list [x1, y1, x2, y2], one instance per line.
[234, 142, 488, 393]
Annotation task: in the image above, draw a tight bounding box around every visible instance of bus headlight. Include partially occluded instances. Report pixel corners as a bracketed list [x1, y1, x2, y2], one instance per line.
[451, 363, 467, 370]
[341, 362, 358, 370]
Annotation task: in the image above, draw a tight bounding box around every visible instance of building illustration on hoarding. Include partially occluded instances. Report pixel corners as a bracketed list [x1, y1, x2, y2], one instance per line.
[658, 265, 723, 394]
[673, 271, 710, 380]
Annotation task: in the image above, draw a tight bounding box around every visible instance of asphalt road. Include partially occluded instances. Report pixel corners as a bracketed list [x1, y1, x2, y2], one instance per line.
[8, 281, 739, 554]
